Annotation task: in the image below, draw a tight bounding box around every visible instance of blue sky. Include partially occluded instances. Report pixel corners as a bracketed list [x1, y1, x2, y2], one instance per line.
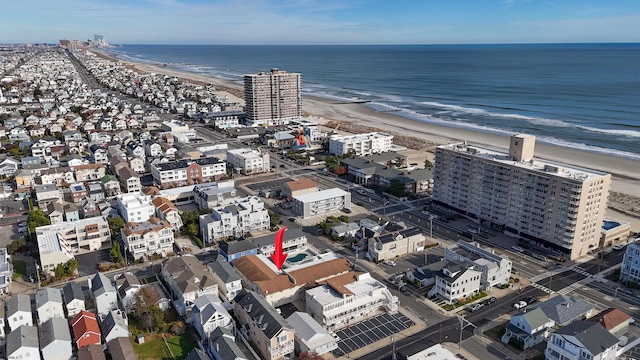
[4, 0, 640, 44]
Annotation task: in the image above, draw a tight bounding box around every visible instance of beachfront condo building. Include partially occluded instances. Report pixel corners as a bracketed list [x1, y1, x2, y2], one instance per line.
[329, 132, 394, 157]
[244, 68, 302, 126]
[433, 134, 611, 260]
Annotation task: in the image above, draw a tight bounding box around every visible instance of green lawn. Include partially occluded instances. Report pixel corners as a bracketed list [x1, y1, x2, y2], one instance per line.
[12, 260, 27, 279]
[132, 334, 195, 360]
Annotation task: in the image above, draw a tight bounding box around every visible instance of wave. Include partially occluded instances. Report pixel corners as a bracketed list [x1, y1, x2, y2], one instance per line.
[576, 126, 640, 138]
[419, 101, 574, 128]
[536, 136, 640, 160]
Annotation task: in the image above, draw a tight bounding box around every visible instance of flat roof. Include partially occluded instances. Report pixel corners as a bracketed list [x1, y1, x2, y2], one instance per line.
[438, 142, 610, 181]
[293, 188, 348, 203]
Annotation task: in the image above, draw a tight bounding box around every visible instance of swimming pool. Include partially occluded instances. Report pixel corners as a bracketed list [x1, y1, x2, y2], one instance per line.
[603, 221, 621, 230]
[287, 253, 308, 263]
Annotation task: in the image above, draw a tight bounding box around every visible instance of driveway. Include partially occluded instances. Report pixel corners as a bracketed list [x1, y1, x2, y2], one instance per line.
[76, 249, 112, 277]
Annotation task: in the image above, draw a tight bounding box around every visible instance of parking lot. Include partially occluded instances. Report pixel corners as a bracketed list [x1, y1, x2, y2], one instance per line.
[76, 249, 111, 277]
[245, 178, 292, 192]
[332, 312, 415, 357]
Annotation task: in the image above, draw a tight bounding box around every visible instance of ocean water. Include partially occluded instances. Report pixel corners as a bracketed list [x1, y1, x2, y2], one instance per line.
[107, 44, 640, 159]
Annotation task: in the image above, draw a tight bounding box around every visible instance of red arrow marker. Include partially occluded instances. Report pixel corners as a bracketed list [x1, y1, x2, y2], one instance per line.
[271, 227, 288, 271]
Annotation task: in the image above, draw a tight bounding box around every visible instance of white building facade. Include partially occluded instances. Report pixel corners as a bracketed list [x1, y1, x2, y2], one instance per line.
[328, 132, 394, 157]
[121, 218, 175, 260]
[226, 148, 270, 175]
[433, 135, 611, 260]
[116, 191, 155, 223]
[199, 196, 270, 245]
[306, 272, 398, 331]
[292, 188, 351, 219]
[619, 238, 640, 283]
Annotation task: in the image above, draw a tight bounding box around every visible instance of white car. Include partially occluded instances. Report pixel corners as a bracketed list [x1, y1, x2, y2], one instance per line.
[467, 229, 478, 234]
[613, 244, 626, 251]
[384, 260, 397, 267]
[511, 246, 525, 253]
[513, 301, 527, 310]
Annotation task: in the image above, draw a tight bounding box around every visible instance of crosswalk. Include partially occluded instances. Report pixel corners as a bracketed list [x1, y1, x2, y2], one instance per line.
[529, 264, 595, 296]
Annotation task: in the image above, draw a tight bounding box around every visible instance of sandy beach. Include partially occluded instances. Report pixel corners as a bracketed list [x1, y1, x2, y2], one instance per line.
[91, 49, 640, 229]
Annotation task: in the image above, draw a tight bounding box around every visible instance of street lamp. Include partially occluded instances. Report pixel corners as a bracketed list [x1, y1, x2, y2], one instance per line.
[428, 215, 434, 239]
[614, 287, 621, 303]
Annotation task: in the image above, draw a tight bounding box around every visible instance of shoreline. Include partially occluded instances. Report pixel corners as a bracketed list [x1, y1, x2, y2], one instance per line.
[90, 49, 640, 224]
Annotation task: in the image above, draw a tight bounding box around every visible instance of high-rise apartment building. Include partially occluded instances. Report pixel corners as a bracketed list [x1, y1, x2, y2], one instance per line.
[433, 134, 611, 260]
[244, 68, 302, 126]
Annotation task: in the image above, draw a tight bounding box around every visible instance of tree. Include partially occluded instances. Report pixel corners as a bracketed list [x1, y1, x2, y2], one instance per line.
[180, 209, 201, 227]
[108, 217, 124, 240]
[424, 159, 434, 170]
[132, 287, 166, 332]
[27, 208, 51, 234]
[268, 210, 281, 229]
[33, 88, 43, 98]
[109, 242, 124, 263]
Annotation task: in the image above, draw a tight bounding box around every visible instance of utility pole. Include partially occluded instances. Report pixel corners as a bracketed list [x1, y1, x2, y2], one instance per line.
[456, 314, 476, 349]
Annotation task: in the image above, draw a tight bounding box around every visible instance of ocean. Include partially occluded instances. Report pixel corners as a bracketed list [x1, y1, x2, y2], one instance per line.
[107, 44, 640, 160]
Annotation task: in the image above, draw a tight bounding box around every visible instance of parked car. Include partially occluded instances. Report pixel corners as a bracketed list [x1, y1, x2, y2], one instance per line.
[468, 303, 484, 312]
[511, 246, 525, 253]
[613, 244, 626, 251]
[288, 217, 296, 222]
[383, 260, 397, 267]
[483, 297, 497, 306]
[524, 296, 538, 305]
[341, 208, 352, 214]
[531, 253, 549, 261]
[620, 287, 634, 296]
[467, 229, 478, 234]
[513, 301, 527, 310]
[421, 210, 431, 216]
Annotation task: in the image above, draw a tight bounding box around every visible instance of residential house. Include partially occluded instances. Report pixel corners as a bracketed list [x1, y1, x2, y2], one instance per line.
[68, 183, 88, 204]
[160, 255, 219, 315]
[46, 202, 65, 224]
[587, 308, 632, 338]
[208, 258, 243, 303]
[62, 282, 86, 317]
[73, 164, 106, 182]
[192, 294, 233, 340]
[252, 228, 307, 257]
[35, 183, 63, 207]
[107, 337, 136, 360]
[35, 287, 65, 324]
[287, 311, 338, 355]
[121, 218, 174, 260]
[199, 196, 270, 245]
[90, 272, 119, 315]
[331, 222, 361, 239]
[128, 156, 145, 174]
[71, 310, 102, 349]
[193, 181, 239, 210]
[306, 272, 398, 331]
[218, 240, 258, 263]
[545, 321, 618, 360]
[536, 295, 594, 327]
[87, 182, 106, 202]
[6, 293, 33, 331]
[444, 241, 512, 290]
[101, 175, 121, 197]
[6, 325, 40, 360]
[226, 148, 270, 175]
[77, 344, 107, 360]
[0, 248, 13, 295]
[406, 261, 448, 288]
[149, 157, 226, 189]
[502, 307, 556, 350]
[427, 260, 482, 304]
[39, 317, 73, 360]
[99, 310, 130, 343]
[235, 290, 295, 360]
[89, 144, 109, 164]
[116, 191, 155, 222]
[367, 227, 425, 262]
[0, 157, 19, 176]
[115, 273, 142, 313]
[63, 202, 81, 222]
[209, 328, 247, 360]
[151, 197, 183, 231]
[118, 166, 141, 193]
